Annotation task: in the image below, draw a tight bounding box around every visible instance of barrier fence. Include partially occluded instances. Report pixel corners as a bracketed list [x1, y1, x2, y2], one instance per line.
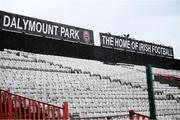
[129, 110, 151, 120]
[0, 89, 69, 120]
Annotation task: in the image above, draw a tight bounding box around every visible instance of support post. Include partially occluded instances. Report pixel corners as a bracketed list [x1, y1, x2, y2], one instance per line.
[146, 64, 156, 120]
[8, 93, 13, 119]
[63, 101, 69, 120]
[0, 91, 3, 119]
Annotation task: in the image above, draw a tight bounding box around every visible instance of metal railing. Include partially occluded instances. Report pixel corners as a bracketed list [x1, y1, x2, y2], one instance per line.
[0, 89, 69, 120]
[129, 110, 150, 120]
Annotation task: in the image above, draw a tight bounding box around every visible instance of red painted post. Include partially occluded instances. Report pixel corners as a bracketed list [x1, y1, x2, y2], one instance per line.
[58, 108, 60, 120]
[63, 101, 69, 120]
[43, 103, 45, 119]
[14, 95, 17, 116]
[8, 93, 13, 119]
[52, 106, 55, 120]
[48, 105, 50, 120]
[28, 99, 31, 119]
[38, 102, 40, 120]
[33, 101, 36, 120]
[4, 92, 7, 119]
[136, 114, 140, 120]
[24, 98, 26, 119]
[132, 114, 135, 120]
[19, 96, 22, 119]
[1, 91, 5, 118]
[0, 91, 2, 119]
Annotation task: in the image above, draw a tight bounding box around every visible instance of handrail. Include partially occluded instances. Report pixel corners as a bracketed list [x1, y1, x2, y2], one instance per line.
[0, 89, 69, 120]
[129, 110, 151, 120]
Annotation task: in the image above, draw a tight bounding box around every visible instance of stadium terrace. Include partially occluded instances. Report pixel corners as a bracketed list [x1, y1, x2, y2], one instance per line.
[0, 10, 180, 120]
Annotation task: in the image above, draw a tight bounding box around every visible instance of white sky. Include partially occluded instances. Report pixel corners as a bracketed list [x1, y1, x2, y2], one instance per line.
[0, 0, 180, 59]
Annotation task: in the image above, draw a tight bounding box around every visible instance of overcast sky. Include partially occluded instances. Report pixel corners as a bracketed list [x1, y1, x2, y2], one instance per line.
[0, 0, 180, 59]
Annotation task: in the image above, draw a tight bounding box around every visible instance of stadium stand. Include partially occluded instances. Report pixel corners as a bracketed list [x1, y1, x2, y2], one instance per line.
[0, 49, 180, 120]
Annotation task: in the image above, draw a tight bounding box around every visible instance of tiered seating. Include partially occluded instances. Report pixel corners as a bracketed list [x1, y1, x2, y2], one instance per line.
[0, 49, 180, 120]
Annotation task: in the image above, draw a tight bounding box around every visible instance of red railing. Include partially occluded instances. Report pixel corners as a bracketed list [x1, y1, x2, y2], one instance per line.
[0, 89, 69, 120]
[129, 110, 151, 120]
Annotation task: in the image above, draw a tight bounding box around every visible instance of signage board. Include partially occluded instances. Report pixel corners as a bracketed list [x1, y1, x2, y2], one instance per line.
[0, 10, 94, 45]
[100, 33, 174, 58]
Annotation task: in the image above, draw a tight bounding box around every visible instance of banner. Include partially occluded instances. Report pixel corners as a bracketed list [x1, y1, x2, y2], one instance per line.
[0, 10, 94, 45]
[100, 33, 174, 58]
